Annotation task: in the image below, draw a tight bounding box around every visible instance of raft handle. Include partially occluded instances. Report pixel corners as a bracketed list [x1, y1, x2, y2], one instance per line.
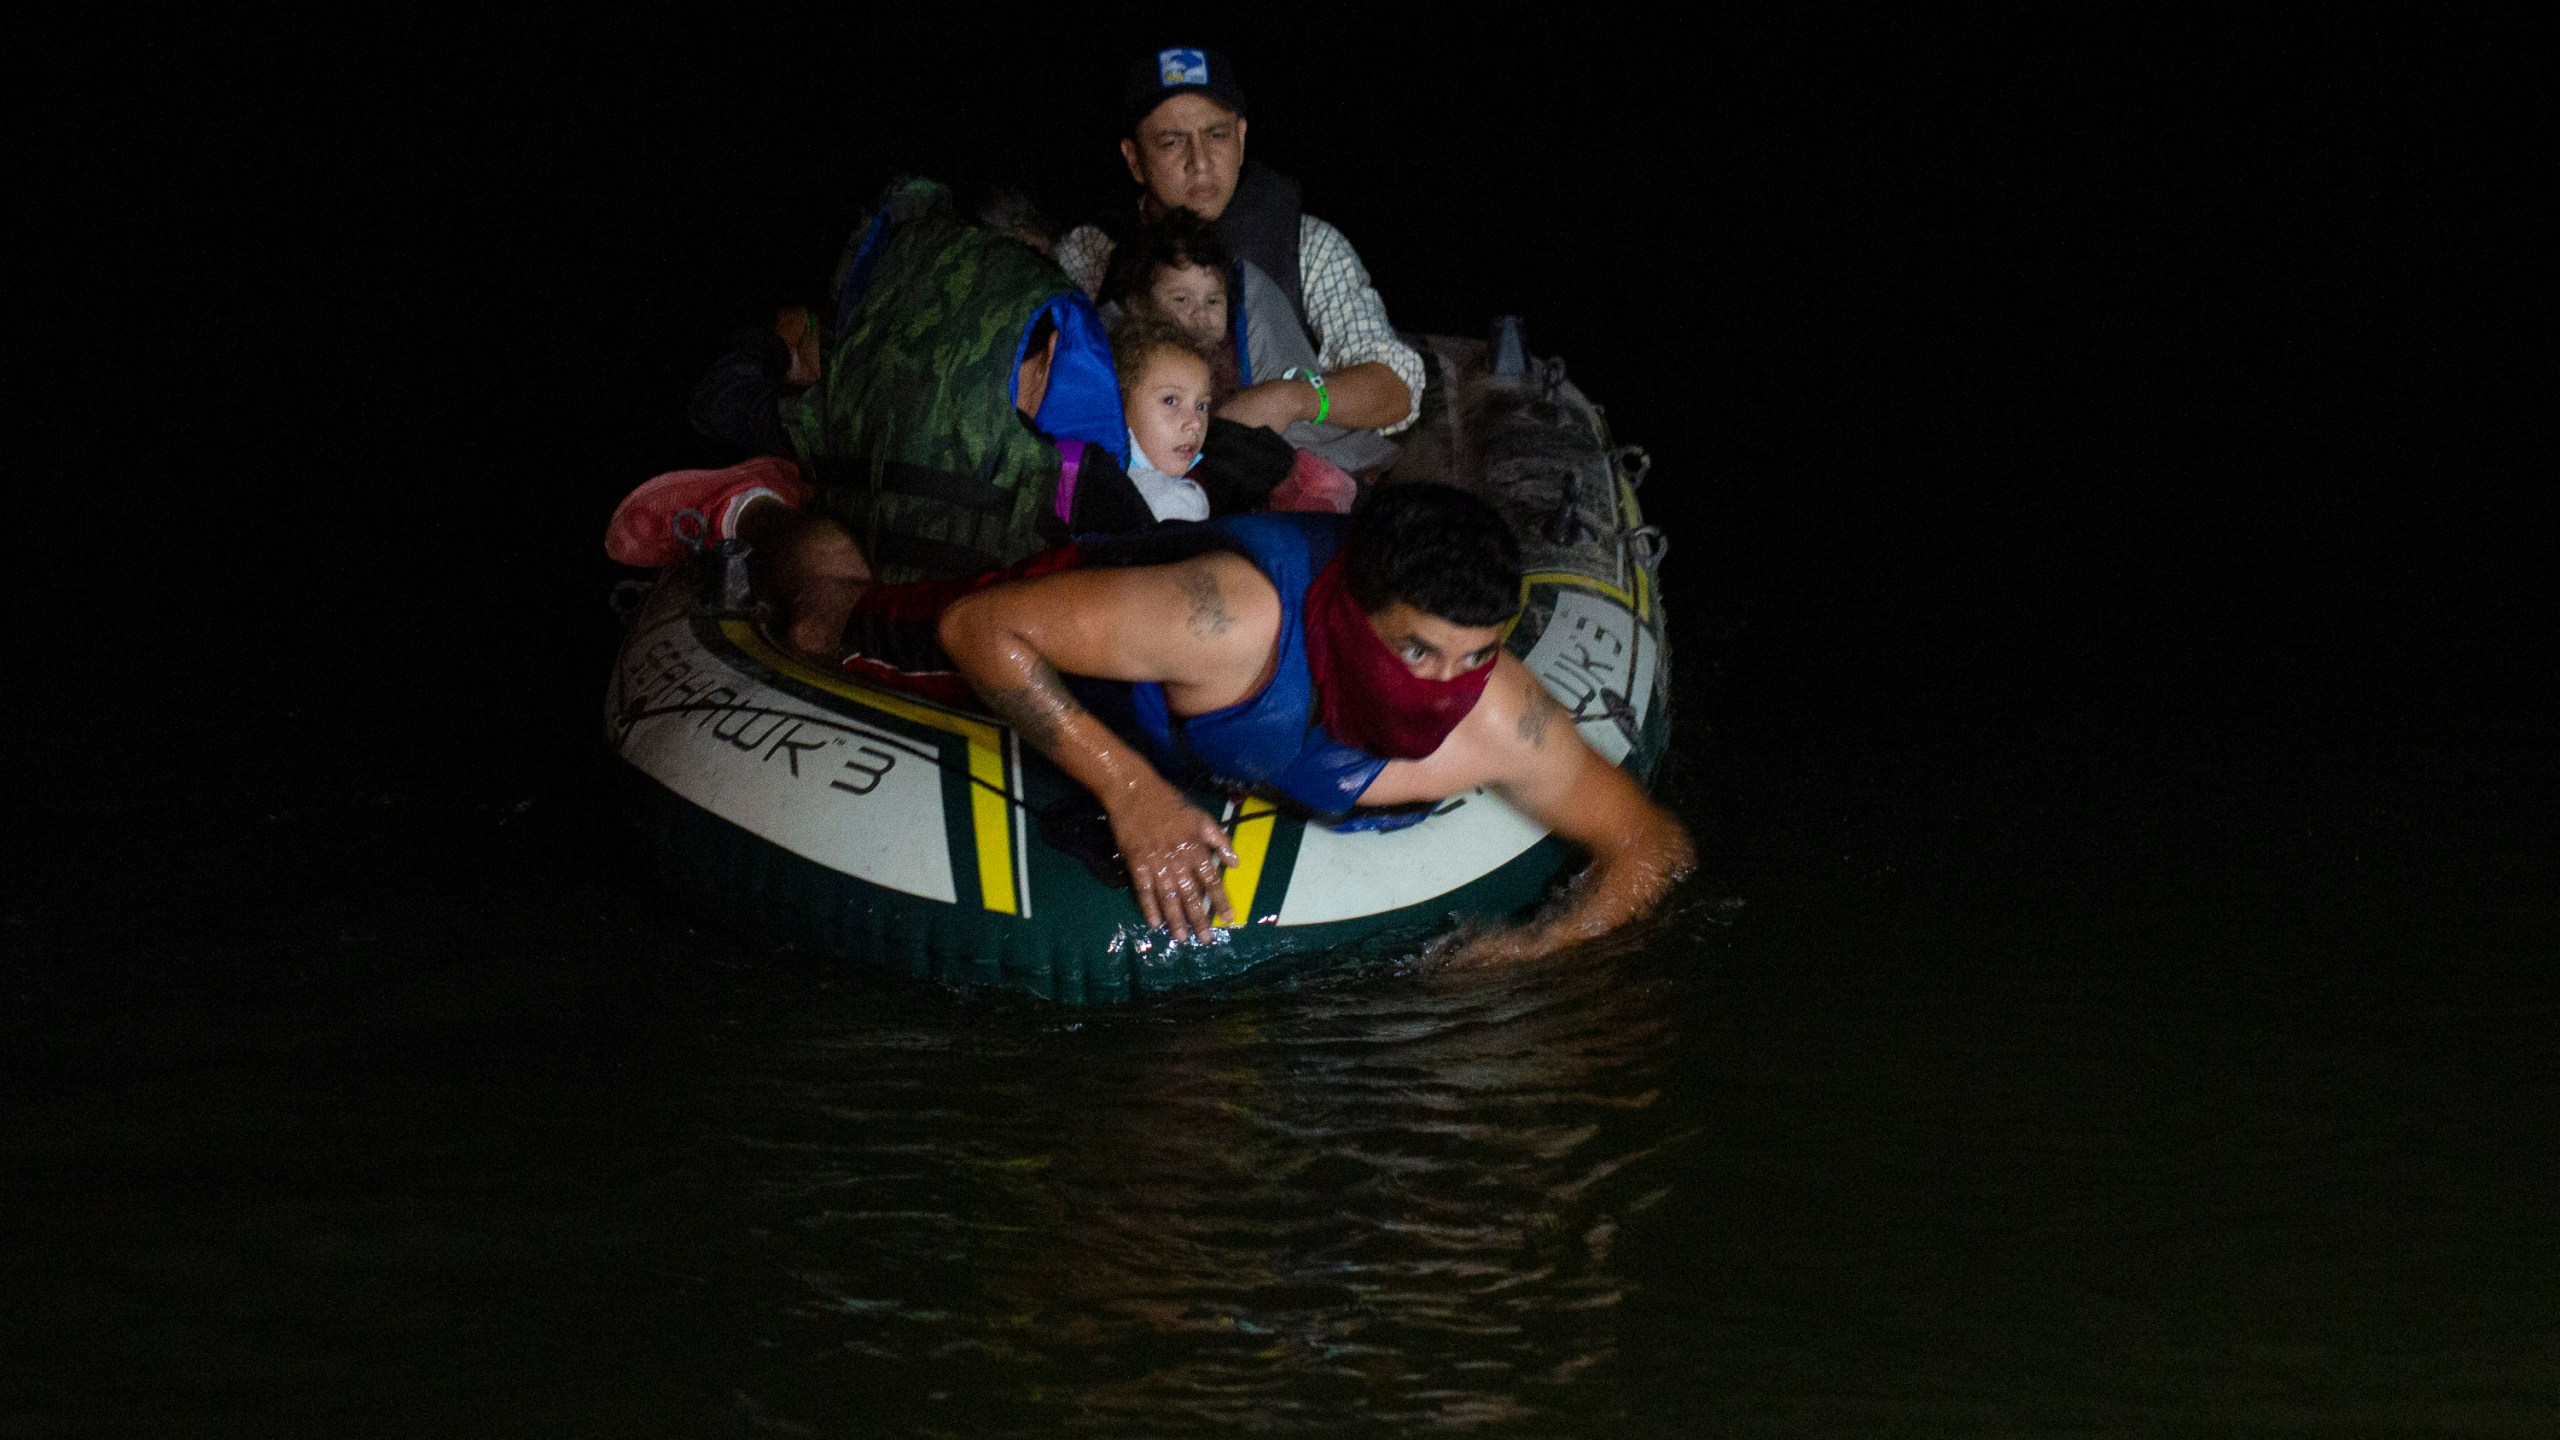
[1546, 467, 1595, 545]
[1623, 525, 1670, 573]
[608, 579, 651, 625]
[1541, 356, 1569, 402]
[704, 538, 755, 615]
[1490, 315, 1529, 380]
[1612, 445, 1653, 491]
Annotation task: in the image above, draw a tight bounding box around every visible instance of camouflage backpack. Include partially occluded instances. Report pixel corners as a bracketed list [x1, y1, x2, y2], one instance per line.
[782, 179, 1124, 582]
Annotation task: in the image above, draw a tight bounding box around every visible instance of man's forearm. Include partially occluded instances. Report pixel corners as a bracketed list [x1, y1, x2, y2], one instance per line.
[1541, 806, 1694, 946]
[1315, 361, 1412, 432]
[1471, 803, 1694, 963]
[1220, 361, 1414, 436]
[937, 601, 1170, 810]
[936, 589, 1239, 937]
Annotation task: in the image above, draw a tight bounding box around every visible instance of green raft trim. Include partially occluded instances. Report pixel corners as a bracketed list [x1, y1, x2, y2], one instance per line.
[610, 759, 1572, 1004]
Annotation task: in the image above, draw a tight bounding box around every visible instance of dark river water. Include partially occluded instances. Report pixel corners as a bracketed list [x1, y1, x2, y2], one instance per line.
[16, 17, 2548, 1435]
[9, 563, 2554, 1433]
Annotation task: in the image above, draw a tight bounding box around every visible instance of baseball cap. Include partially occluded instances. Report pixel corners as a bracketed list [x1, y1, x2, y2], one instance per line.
[1120, 47, 1248, 135]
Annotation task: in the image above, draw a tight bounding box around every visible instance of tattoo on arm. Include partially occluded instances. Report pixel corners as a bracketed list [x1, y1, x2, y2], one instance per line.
[1516, 686, 1560, 749]
[1181, 565, 1233, 637]
[984, 659, 1084, 751]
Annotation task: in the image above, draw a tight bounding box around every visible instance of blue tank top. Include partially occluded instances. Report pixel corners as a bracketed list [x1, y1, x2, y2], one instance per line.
[1077, 513, 1389, 817]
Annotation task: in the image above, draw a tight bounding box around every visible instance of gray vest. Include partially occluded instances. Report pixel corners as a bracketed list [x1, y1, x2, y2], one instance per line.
[1235, 260, 1402, 475]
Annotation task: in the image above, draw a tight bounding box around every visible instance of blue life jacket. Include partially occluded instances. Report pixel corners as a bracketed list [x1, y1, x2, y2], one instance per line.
[1075, 513, 1395, 819]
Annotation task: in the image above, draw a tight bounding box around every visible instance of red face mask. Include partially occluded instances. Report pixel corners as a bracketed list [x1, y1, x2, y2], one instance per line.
[1302, 557, 1497, 760]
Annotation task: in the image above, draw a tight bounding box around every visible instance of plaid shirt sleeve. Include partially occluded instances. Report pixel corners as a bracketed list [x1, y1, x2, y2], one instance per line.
[1297, 216, 1425, 434]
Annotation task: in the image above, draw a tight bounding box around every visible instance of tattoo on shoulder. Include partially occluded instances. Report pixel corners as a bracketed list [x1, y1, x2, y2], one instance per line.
[984, 662, 1083, 750]
[1181, 565, 1233, 637]
[1517, 686, 1561, 749]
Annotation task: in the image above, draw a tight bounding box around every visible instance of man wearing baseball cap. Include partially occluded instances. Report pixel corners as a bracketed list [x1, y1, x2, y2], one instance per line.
[1058, 47, 1425, 469]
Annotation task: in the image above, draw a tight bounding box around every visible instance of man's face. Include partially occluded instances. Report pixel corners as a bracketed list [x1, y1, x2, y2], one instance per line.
[1366, 603, 1506, 681]
[1120, 95, 1247, 220]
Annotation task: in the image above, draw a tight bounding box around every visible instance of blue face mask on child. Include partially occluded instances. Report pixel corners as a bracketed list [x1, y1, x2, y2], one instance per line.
[1125, 426, 1210, 522]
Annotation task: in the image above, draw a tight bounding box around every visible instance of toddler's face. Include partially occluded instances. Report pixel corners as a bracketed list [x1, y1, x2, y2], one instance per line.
[1127, 347, 1213, 476]
[1147, 263, 1229, 347]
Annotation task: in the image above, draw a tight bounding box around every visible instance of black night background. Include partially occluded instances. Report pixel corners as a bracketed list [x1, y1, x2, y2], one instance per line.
[9, 14, 2551, 1435]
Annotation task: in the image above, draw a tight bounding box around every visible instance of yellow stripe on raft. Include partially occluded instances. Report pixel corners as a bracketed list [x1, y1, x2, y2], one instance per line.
[1216, 797, 1280, 927]
[1521, 568, 1653, 624]
[721, 621, 1018, 916]
[1521, 570, 1630, 608]
[968, 740, 1015, 914]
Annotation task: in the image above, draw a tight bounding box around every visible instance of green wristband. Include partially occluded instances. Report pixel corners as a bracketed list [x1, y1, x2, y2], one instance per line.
[1286, 366, 1331, 425]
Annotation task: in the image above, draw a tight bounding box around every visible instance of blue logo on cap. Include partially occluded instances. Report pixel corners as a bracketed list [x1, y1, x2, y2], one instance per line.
[1157, 48, 1209, 87]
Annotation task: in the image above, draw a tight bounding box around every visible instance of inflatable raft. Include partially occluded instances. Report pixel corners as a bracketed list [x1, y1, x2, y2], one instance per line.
[605, 325, 1671, 1001]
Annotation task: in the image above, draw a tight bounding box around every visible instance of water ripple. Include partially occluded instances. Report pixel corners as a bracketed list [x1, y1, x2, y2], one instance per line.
[678, 944, 1681, 1432]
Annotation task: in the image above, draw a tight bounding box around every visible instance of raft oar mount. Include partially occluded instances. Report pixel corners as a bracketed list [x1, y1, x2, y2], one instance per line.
[703, 538, 755, 616]
[1490, 314, 1529, 380]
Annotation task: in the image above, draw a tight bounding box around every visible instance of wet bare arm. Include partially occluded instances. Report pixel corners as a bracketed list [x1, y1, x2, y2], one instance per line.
[936, 557, 1278, 940]
[1365, 656, 1694, 964]
[974, 655, 1087, 752]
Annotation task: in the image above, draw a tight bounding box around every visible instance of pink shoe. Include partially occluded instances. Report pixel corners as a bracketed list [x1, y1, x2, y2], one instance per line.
[604, 456, 813, 567]
[1266, 449, 1359, 514]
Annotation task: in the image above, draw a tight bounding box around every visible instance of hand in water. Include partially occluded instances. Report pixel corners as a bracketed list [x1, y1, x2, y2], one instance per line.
[1434, 924, 1553, 969]
[1109, 783, 1238, 941]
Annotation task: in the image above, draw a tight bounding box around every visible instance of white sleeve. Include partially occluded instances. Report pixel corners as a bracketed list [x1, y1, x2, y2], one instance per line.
[1297, 215, 1426, 434]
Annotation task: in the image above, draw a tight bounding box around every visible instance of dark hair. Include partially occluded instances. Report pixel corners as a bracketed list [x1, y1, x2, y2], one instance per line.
[1100, 206, 1231, 309]
[1342, 484, 1523, 626]
[954, 176, 1056, 254]
[1107, 309, 1210, 398]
